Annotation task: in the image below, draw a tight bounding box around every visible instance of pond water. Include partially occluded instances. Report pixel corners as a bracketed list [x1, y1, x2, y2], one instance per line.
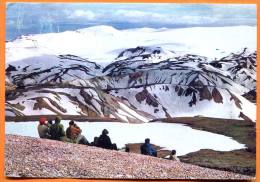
[6, 121, 245, 156]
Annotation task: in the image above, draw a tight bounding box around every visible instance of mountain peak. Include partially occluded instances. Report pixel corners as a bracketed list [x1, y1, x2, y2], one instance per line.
[79, 25, 119, 34]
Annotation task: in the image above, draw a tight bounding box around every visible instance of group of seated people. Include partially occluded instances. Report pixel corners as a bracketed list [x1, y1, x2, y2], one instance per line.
[140, 138, 179, 161]
[38, 116, 179, 161]
[37, 116, 117, 150]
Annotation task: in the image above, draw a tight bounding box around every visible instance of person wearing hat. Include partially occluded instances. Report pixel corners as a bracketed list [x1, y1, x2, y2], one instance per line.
[66, 120, 89, 145]
[37, 117, 51, 139]
[49, 116, 66, 141]
[97, 129, 117, 150]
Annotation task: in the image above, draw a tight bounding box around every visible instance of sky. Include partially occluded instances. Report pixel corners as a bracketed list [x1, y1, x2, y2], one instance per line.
[6, 3, 256, 40]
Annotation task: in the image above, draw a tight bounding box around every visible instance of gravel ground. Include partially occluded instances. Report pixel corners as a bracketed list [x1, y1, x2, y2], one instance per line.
[5, 134, 253, 180]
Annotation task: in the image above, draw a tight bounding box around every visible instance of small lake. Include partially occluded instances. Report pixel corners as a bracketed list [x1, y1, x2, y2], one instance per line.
[5, 121, 245, 156]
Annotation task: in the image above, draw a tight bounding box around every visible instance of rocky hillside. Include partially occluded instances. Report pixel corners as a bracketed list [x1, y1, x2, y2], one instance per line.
[5, 134, 252, 179]
[6, 86, 153, 123]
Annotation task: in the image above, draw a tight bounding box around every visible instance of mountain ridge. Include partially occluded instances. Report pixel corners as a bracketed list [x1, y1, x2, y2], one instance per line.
[5, 26, 256, 123]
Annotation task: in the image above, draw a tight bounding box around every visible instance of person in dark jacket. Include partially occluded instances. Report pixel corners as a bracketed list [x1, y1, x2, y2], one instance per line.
[49, 116, 66, 141]
[140, 138, 157, 157]
[97, 129, 117, 150]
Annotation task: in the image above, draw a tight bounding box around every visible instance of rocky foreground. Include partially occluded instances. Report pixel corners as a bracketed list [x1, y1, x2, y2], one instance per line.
[5, 134, 252, 180]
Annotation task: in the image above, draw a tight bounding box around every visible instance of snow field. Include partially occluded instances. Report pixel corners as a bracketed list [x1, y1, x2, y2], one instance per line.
[5, 121, 245, 156]
[6, 25, 256, 64]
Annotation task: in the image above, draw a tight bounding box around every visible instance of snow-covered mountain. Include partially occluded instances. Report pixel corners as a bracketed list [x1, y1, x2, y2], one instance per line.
[6, 54, 102, 87]
[99, 46, 251, 94]
[6, 25, 256, 64]
[5, 26, 256, 123]
[209, 48, 256, 91]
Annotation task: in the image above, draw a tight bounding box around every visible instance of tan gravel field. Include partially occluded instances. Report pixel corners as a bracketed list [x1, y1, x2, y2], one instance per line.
[5, 134, 253, 180]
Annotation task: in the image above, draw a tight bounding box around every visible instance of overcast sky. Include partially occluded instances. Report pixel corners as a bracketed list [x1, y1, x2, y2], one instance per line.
[6, 3, 256, 40]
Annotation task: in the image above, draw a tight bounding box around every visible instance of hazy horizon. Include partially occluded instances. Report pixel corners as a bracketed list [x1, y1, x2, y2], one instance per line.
[6, 3, 256, 40]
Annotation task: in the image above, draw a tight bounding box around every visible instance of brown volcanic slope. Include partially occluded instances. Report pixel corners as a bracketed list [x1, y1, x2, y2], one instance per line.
[5, 134, 252, 180]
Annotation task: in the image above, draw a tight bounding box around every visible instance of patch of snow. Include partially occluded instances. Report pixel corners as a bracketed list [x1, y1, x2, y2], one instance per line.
[5, 110, 16, 117]
[118, 102, 150, 123]
[231, 92, 256, 122]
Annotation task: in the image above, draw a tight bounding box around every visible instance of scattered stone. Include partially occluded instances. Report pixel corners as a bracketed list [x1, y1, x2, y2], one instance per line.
[5, 134, 252, 180]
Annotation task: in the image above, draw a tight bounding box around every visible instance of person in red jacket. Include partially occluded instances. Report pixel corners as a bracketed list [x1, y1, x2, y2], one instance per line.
[37, 117, 51, 139]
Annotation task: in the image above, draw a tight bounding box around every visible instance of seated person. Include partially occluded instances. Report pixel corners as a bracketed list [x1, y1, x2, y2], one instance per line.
[37, 117, 51, 139]
[140, 138, 157, 157]
[49, 116, 66, 141]
[97, 129, 117, 150]
[169, 150, 180, 161]
[66, 120, 89, 145]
